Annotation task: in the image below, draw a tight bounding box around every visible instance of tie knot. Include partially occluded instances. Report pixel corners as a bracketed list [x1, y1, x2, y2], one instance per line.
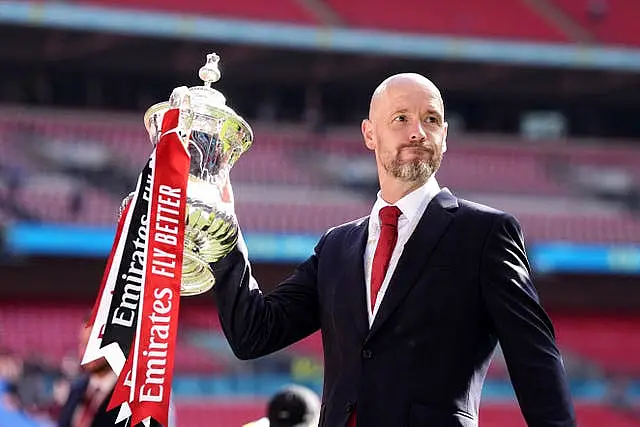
[379, 205, 402, 228]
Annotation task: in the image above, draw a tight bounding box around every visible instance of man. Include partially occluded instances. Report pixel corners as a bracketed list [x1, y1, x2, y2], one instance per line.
[57, 322, 120, 427]
[212, 73, 576, 426]
[242, 384, 321, 427]
[58, 321, 176, 427]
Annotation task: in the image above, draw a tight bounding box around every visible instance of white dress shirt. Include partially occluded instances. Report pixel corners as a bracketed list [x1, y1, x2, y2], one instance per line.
[364, 176, 441, 326]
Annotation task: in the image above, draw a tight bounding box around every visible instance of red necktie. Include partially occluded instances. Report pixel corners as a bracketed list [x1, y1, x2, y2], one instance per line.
[370, 205, 402, 312]
[348, 206, 401, 427]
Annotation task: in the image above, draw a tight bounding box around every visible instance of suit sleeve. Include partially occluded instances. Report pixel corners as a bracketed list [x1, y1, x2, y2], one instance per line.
[480, 214, 576, 427]
[210, 230, 325, 360]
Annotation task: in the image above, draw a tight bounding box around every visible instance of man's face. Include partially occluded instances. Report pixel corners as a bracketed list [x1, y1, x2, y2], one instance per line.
[363, 77, 448, 184]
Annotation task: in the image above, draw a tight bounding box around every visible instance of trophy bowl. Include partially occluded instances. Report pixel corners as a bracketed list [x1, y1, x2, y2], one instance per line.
[123, 53, 253, 296]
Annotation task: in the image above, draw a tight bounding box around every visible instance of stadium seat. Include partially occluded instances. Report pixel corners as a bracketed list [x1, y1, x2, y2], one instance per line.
[176, 400, 264, 427]
[2, 107, 640, 245]
[554, 314, 640, 375]
[553, 0, 640, 46]
[76, 0, 319, 25]
[480, 402, 640, 427]
[324, 0, 567, 41]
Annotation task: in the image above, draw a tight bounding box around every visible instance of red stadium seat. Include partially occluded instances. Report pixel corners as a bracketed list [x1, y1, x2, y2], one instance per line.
[554, 314, 640, 376]
[480, 402, 640, 427]
[76, 0, 319, 25]
[289, 331, 323, 359]
[176, 400, 265, 427]
[179, 304, 224, 331]
[28, 0, 640, 46]
[0, 302, 227, 374]
[553, 0, 640, 46]
[2, 107, 640, 245]
[324, 0, 567, 42]
[175, 401, 640, 427]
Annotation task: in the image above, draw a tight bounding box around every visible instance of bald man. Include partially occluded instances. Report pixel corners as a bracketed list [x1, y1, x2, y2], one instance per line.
[211, 74, 576, 427]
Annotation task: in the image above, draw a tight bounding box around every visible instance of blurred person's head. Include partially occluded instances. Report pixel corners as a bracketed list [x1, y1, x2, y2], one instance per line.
[266, 384, 321, 427]
[0, 349, 23, 383]
[60, 353, 82, 380]
[362, 73, 447, 199]
[0, 380, 22, 411]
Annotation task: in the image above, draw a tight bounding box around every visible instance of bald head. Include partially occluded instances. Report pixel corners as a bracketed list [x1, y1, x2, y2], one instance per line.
[369, 73, 444, 120]
[361, 72, 448, 195]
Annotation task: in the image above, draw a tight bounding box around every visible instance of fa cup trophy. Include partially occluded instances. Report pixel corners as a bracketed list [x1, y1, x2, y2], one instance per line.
[123, 53, 253, 296]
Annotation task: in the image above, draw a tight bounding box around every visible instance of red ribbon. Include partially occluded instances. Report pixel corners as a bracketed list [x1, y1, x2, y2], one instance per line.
[108, 108, 189, 426]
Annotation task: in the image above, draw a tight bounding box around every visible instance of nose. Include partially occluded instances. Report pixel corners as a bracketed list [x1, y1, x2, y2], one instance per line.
[409, 122, 427, 142]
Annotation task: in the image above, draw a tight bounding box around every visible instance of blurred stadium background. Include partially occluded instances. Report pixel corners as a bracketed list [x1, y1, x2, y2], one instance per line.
[0, 0, 639, 426]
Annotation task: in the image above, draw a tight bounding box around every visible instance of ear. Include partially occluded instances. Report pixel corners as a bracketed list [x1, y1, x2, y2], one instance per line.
[362, 119, 376, 151]
[441, 121, 448, 153]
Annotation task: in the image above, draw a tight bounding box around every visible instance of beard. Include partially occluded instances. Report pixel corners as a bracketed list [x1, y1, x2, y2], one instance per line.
[383, 149, 442, 183]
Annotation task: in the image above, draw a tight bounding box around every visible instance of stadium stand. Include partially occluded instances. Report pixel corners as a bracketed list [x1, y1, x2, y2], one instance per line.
[176, 400, 264, 427]
[553, 0, 640, 46]
[480, 402, 640, 427]
[0, 302, 227, 374]
[76, 0, 319, 24]
[554, 314, 640, 376]
[172, 401, 640, 427]
[2, 107, 640, 245]
[69, 0, 640, 47]
[1, 291, 639, 424]
[1, 2, 640, 426]
[324, 0, 568, 41]
[5, 302, 639, 381]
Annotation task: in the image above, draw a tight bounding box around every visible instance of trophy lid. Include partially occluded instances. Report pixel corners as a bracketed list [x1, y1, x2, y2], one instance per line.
[143, 53, 253, 153]
[187, 53, 227, 109]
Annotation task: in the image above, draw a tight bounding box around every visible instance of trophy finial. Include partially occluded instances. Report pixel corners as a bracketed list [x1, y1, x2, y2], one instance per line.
[198, 53, 221, 88]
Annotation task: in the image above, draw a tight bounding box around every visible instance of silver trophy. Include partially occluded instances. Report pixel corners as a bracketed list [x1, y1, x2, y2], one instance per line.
[122, 53, 253, 296]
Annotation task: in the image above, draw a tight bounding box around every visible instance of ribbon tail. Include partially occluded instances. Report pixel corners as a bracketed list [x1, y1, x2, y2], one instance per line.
[115, 402, 132, 424]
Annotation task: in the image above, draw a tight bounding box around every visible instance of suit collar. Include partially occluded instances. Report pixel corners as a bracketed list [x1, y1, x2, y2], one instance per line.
[436, 187, 458, 210]
[369, 176, 440, 229]
[344, 216, 370, 339]
[365, 188, 458, 341]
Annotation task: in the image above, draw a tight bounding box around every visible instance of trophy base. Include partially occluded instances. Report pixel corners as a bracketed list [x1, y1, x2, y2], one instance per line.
[179, 198, 239, 296]
[119, 192, 239, 297]
[181, 251, 216, 296]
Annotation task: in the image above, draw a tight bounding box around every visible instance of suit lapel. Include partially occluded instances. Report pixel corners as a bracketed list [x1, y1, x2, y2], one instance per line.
[343, 217, 370, 339]
[365, 188, 458, 342]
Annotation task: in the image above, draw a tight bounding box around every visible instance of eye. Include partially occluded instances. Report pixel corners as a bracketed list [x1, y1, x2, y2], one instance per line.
[424, 115, 439, 124]
[393, 114, 407, 122]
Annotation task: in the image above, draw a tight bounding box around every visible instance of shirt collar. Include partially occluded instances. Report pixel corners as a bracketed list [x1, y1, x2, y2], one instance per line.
[370, 176, 441, 227]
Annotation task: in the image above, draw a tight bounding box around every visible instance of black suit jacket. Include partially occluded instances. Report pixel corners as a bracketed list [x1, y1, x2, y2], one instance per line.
[212, 189, 576, 427]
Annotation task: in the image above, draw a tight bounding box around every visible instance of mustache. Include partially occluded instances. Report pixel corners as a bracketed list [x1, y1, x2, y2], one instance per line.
[399, 143, 435, 153]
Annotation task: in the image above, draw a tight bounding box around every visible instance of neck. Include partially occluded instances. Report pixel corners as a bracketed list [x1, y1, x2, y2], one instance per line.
[379, 175, 426, 204]
[91, 367, 113, 379]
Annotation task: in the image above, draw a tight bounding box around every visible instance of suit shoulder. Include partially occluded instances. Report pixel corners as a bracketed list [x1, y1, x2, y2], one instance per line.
[457, 198, 514, 220]
[325, 215, 369, 236]
[453, 198, 526, 246]
[312, 215, 368, 252]
[458, 199, 509, 216]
